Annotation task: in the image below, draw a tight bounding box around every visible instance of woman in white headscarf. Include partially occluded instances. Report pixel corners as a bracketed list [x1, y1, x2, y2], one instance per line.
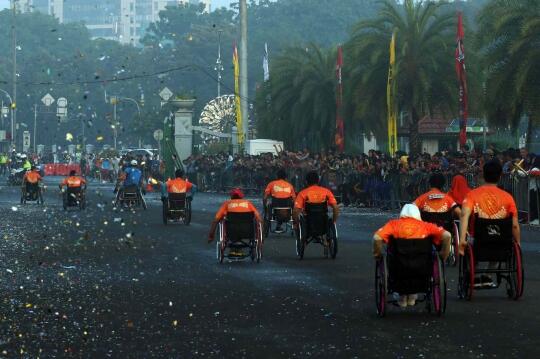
[373, 204, 450, 307]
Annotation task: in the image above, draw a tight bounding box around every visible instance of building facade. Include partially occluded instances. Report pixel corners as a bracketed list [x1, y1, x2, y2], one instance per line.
[12, 0, 211, 45]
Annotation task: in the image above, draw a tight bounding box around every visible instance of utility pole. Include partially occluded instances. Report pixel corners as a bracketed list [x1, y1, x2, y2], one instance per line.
[33, 104, 37, 151]
[239, 0, 249, 143]
[11, 0, 17, 150]
[113, 99, 117, 149]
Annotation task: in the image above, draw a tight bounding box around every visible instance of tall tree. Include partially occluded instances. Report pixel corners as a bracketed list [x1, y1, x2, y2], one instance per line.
[477, 0, 540, 149]
[256, 44, 336, 151]
[346, 0, 455, 153]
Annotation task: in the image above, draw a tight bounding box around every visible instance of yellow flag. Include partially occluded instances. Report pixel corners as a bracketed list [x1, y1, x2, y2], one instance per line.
[233, 45, 244, 145]
[387, 31, 398, 155]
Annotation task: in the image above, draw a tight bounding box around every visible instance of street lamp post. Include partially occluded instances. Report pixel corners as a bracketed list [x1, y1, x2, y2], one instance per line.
[106, 91, 142, 148]
[11, 0, 17, 150]
[214, 30, 224, 98]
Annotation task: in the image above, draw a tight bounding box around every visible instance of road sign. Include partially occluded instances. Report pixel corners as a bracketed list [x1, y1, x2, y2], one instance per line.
[23, 131, 31, 152]
[41, 93, 55, 107]
[159, 87, 173, 101]
[153, 129, 164, 141]
[57, 97, 67, 108]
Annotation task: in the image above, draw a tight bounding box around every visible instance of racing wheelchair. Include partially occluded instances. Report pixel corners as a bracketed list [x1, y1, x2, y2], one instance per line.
[458, 217, 524, 300]
[162, 193, 191, 225]
[375, 237, 447, 317]
[295, 202, 337, 259]
[263, 197, 294, 238]
[216, 212, 263, 263]
[421, 211, 460, 266]
[115, 185, 147, 210]
[20, 182, 44, 205]
[62, 187, 86, 210]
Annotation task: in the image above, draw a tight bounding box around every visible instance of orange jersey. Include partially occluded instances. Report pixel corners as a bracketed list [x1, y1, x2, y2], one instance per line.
[24, 171, 41, 184]
[462, 185, 517, 236]
[264, 179, 296, 199]
[166, 178, 193, 194]
[61, 176, 86, 188]
[463, 185, 517, 220]
[214, 199, 261, 222]
[375, 218, 445, 246]
[294, 185, 337, 210]
[414, 189, 457, 213]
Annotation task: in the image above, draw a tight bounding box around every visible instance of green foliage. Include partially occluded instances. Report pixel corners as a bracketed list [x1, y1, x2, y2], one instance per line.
[256, 44, 337, 151]
[345, 0, 455, 153]
[0, 0, 537, 153]
[477, 0, 540, 148]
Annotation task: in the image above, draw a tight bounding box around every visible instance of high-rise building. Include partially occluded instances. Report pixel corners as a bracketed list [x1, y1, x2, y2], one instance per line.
[12, 0, 212, 45]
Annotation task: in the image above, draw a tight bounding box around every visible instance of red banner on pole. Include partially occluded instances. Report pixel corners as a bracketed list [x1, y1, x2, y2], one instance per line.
[455, 12, 468, 150]
[335, 46, 344, 152]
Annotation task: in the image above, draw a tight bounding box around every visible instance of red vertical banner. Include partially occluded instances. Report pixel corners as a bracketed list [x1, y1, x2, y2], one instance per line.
[335, 45, 345, 152]
[455, 12, 468, 150]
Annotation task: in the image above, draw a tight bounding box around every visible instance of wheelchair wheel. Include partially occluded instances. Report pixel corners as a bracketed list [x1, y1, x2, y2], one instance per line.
[256, 223, 263, 263]
[458, 244, 475, 300]
[217, 240, 225, 263]
[217, 223, 225, 264]
[250, 240, 256, 262]
[432, 254, 446, 316]
[79, 194, 86, 211]
[183, 201, 192, 225]
[263, 217, 270, 239]
[162, 202, 168, 225]
[141, 196, 148, 210]
[295, 221, 305, 260]
[375, 257, 387, 317]
[508, 241, 524, 300]
[328, 222, 338, 259]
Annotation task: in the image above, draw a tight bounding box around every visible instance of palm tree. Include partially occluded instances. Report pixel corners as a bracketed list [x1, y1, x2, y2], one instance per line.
[346, 0, 455, 153]
[255, 44, 337, 151]
[477, 0, 540, 149]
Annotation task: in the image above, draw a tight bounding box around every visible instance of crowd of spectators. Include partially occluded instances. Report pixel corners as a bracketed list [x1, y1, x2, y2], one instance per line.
[182, 146, 539, 223]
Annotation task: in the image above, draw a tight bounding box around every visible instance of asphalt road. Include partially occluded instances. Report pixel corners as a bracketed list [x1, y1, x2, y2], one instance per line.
[0, 177, 539, 358]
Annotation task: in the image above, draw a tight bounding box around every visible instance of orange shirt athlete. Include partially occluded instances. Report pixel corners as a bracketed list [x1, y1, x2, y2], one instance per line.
[373, 204, 451, 259]
[373, 203, 450, 308]
[414, 173, 460, 217]
[166, 169, 193, 194]
[23, 167, 42, 184]
[60, 170, 86, 189]
[264, 169, 296, 201]
[208, 188, 261, 243]
[459, 160, 520, 255]
[293, 171, 339, 224]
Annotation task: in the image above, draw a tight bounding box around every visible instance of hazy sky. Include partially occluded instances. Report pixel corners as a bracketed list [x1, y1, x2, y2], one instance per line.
[0, 0, 235, 10]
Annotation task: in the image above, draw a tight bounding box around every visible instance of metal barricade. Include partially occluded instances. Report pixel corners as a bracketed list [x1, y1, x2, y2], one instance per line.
[531, 176, 540, 225]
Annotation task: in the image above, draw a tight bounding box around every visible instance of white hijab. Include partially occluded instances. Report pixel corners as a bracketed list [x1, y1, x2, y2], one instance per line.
[400, 204, 421, 221]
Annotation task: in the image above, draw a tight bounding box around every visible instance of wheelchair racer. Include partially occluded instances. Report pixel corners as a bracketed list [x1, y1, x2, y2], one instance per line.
[22, 165, 42, 198]
[459, 160, 520, 288]
[414, 173, 460, 217]
[208, 188, 262, 256]
[59, 170, 87, 191]
[163, 169, 193, 197]
[263, 168, 296, 233]
[293, 171, 339, 224]
[116, 160, 144, 197]
[373, 204, 451, 307]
